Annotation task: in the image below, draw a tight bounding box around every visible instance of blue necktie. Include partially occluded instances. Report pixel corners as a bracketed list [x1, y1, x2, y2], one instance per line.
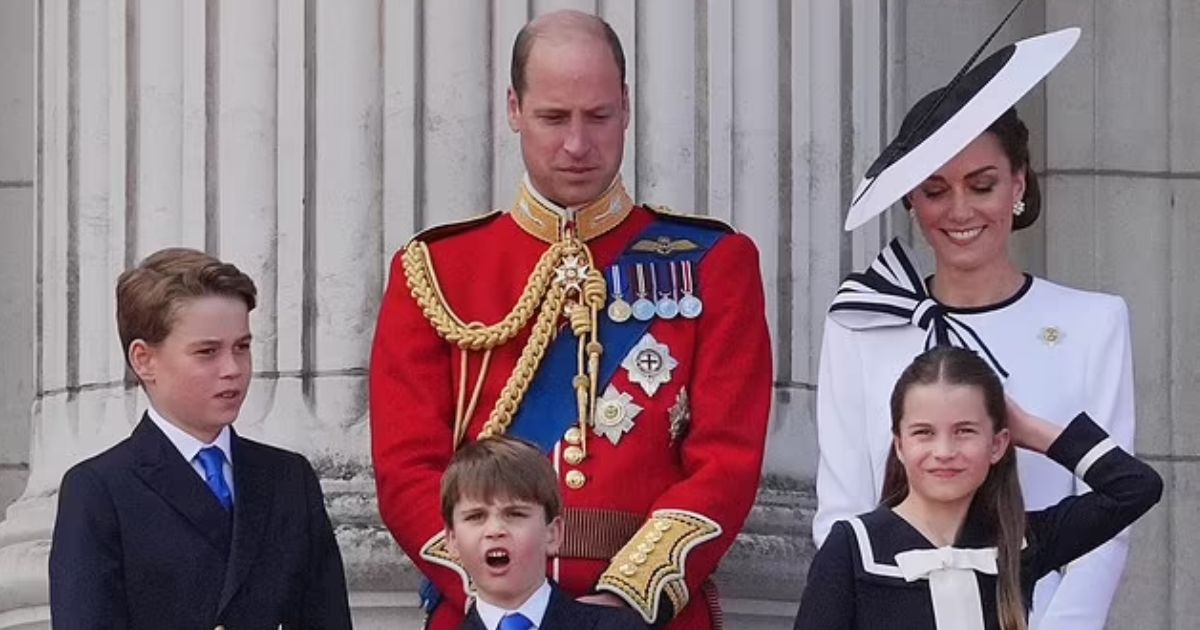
[499, 613, 533, 630]
[195, 446, 233, 511]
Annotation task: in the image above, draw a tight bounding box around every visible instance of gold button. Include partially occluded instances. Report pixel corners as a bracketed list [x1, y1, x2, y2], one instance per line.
[563, 446, 585, 465]
[565, 470, 586, 489]
[646, 531, 663, 543]
[620, 563, 637, 576]
[630, 552, 647, 564]
[637, 542, 654, 554]
[654, 519, 673, 532]
[564, 427, 583, 445]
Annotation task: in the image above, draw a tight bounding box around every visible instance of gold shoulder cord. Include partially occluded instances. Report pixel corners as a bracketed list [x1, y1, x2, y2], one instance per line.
[402, 229, 606, 453]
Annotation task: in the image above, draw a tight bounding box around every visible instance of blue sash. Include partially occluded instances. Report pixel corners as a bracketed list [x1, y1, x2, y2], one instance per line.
[509, 218, 728, 453]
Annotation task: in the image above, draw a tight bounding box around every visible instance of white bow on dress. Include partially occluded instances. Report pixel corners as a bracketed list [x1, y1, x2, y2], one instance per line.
[894, 546, 998, 630]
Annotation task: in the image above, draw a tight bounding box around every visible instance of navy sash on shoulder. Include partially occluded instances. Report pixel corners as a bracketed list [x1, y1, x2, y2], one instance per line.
[509, 218, 728, 453]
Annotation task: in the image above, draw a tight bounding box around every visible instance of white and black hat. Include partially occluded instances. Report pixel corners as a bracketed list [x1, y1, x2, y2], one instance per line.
[843, 27, 1080, 232]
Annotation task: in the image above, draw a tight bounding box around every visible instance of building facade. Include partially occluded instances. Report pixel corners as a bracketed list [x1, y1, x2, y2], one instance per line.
[0, 1, 1196, 628]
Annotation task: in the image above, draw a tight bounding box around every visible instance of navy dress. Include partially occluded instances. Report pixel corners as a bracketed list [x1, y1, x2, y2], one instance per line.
[794, 413, 1162, 630]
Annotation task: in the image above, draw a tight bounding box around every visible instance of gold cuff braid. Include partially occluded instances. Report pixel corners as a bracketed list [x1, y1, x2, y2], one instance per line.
[596, 510, 723, 624]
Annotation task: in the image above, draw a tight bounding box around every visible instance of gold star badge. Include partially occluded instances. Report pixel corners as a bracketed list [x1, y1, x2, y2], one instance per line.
[668, 388, 691, 444]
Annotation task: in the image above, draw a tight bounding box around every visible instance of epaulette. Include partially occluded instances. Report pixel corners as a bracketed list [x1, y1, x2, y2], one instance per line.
[407, 210, 504, 245]
[644, 204, 735, 234]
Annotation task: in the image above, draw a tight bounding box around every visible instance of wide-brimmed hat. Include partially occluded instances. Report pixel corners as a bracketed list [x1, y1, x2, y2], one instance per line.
[843, 27, 1080, 232]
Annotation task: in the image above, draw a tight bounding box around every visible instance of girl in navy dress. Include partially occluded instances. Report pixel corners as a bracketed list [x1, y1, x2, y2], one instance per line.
[795, 346, 1161, 630]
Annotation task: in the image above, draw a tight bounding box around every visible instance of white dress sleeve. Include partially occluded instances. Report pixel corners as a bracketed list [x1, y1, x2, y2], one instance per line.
[813, 317, 878, 547]
[1031, 297, 1135, 630]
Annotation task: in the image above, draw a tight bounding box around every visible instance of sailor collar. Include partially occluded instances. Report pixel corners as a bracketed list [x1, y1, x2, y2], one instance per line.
[511, 174, 635, 243]
[848, 508, 1007, 630]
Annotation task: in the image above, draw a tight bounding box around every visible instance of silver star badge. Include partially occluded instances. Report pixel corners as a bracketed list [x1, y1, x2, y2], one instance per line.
[621, 333, 678, 397]
[593, 385, 643, 445]
[554, 255, 589, 292]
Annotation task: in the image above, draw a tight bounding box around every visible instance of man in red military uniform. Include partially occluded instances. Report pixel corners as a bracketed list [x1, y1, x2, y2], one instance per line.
[370, 10, 772, 629]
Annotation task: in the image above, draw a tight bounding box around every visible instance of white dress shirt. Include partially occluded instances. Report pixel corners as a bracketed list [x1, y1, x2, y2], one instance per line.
[474, 579, 552, 630]
[146, 404, 235, 501]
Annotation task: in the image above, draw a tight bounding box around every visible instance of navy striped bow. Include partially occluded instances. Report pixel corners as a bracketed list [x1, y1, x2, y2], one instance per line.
[828, 238, 1009, 378]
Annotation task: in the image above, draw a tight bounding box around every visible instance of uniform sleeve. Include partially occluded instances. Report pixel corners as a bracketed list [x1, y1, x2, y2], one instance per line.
[48, 464, 130, 629]
[812, 318, 877, 547]
[793, 520, 857, 630]
[1027, 413, 1162, 580]
[596, 233, 773, 625]
[1035, 298, 1137, 628]
[298, 457, 353, 629]
[369, 248, 471, 609]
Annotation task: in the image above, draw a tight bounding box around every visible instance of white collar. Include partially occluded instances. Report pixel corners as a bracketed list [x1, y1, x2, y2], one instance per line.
[475, 579, 552, 630]
[146, 403, 233, 466]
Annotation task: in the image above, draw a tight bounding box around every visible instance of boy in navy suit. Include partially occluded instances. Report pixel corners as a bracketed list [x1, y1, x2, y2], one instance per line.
[443, 437, 646, 630]
[49, 248, 353, 629]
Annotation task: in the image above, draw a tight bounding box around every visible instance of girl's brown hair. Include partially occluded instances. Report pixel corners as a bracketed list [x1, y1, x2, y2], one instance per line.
[880, 346, 1027, 630]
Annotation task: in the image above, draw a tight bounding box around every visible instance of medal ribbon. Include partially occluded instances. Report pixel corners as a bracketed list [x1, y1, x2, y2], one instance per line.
[507, 218, 728, 453]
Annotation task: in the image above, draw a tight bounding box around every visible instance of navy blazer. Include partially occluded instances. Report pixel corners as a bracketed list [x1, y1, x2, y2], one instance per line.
[458, 584, 647, 630]
[49, 415, 352, 630]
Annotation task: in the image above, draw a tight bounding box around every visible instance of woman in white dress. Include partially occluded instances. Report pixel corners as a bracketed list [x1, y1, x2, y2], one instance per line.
[813, 28, 1135, 629]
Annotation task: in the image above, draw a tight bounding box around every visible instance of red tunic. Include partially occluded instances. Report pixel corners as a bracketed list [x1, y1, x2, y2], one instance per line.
[370, 203, 772, 629]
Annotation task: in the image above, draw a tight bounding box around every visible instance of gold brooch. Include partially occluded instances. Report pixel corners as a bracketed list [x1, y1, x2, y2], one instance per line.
[1038, 326, 1064, 347]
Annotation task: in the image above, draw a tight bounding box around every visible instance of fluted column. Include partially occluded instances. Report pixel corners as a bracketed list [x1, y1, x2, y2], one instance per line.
[0, 2, 893, 629]
[0, 1, 404, 627]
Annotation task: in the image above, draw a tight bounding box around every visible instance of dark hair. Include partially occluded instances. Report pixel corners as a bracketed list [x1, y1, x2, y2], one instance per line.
[881, 346, 1027, 630]
[988, 108, 1040, 230]
[441, 436, 562, 526]
[510, 12, 626, 101]
[116, 248, 257, 366]
[898, 98, 1041, 232]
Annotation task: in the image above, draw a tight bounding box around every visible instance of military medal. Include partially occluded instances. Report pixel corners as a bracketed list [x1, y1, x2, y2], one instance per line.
[631, 263, 657, 321]
[606, 265, 633, 323]
[621, 333, 678, 396]
[654, 262, 679, 319]
[592, 385, 643, 445]
[679, 260, 703, 319]
[668, 387, 692, 444]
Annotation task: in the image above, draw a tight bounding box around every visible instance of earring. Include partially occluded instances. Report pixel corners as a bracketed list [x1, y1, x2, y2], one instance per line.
[1013, 200, 1026, 216]
[908, 208, 916, 220]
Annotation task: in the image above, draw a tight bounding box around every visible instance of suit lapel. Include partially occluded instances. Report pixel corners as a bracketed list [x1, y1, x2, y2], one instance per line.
[463, 604, 489, 630]
[131, 415, 232, 554]
[541, 585, 589, 629]
[216, 431, 274, 615]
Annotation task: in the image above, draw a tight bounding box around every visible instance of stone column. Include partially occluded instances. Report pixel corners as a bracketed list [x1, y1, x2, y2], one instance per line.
[1044, 2, 1198, 628]
[0, 2, 407, 628]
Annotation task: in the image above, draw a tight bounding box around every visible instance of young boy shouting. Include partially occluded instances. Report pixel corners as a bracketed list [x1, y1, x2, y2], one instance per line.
[49, 248, 352, 629]
[442, 437, 646, 630]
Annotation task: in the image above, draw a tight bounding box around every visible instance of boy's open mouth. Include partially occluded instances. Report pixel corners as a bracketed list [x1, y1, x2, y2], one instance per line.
[485, 548, 510, 568]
